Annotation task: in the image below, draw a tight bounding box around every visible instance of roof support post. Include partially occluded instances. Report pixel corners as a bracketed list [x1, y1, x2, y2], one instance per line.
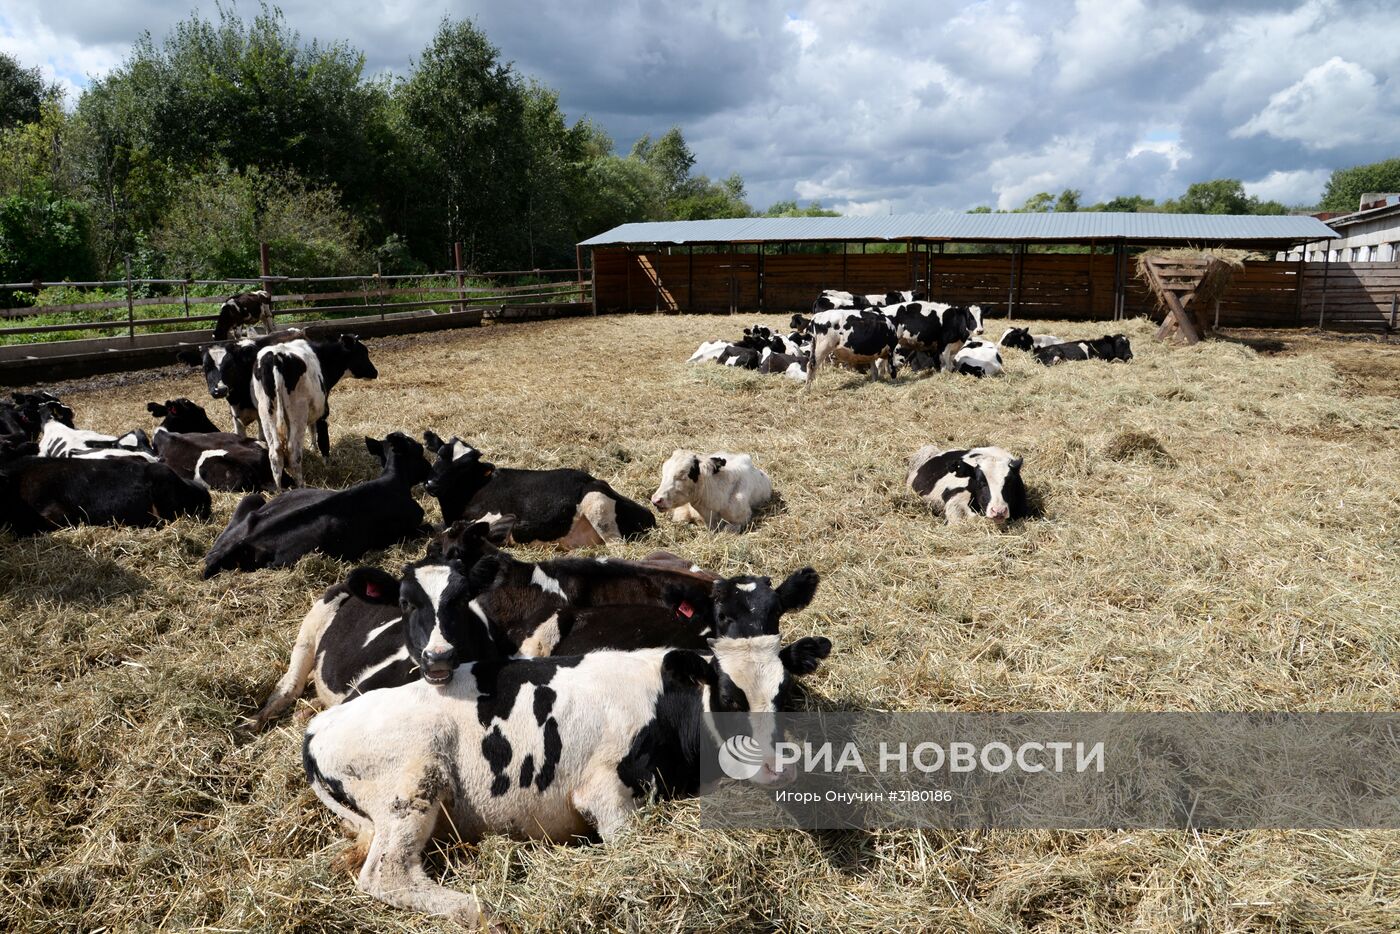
[1318, 240, 1333, 328]
[842, 241, 848, 292]
[1006, 244, 1020, 319]
[1087, 241, 1096, 319]
[1112, 240, 1126, 322]
[758, 243, 765, 312]
[1294, 248, 1306, 323]
[687, 246, 694, 313]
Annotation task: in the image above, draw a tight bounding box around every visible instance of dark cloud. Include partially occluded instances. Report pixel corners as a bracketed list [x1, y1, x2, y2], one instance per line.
[5, 0, 1397, 211]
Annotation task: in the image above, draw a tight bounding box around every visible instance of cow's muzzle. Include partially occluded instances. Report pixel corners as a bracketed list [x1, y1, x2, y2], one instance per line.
[211, 386, 228, 399]
[420, 649, 456, 685]
[651, 496, 667, 511]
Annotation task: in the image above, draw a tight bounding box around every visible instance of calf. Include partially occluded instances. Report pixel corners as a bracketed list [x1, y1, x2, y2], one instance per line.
[247, 521, 722, 729]
[716, 344, 761, 369]
[301, 568, 829, 922]
[952, 340, 1004, 378]
[147, 399, 273, 492]
[36, 403, 156, 461]
[1034, 334, 1133, 366]
[652, 449, 772, 531]
[884, 302, 985, 371]
[1, 391, 73, 441]
[201, 431, 429, 577]
[738, 325, 807, 357]
[758, 348, 808, 382]
[178, 329, 303, 436]
[998, 327, 1062, 352]
[422, 433, 655, 548]
[812, 288, 921, 313]
[0, 455, 210, 536]
[906, 446, 1028, 526]
[804, 308, 899, 385]
[213, 290, 274, 340]
[253, 334, 378, 488]
[687, 339, 729, 364]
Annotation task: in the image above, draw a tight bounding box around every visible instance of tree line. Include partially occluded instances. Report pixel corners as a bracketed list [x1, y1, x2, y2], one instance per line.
[0, 3, 1396, 290]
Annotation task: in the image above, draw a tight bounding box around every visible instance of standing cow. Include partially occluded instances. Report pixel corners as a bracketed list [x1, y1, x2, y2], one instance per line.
[803, 309, 900, 385]
[213, 290, 275, 340]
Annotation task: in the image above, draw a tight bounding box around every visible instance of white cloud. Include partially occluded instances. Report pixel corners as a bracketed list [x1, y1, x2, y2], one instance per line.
[1232, 57, 1391, 149]
[1051, 0, 1204, 93]
[1243, 168, 1331, 205]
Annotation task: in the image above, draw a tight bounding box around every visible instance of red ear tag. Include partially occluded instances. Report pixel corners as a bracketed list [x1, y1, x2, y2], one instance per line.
[364, 583, 382, 599]
[677, 601, 695, 619]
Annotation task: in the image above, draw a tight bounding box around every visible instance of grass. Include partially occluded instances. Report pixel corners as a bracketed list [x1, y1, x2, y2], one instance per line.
[1, 313, 1398, 932]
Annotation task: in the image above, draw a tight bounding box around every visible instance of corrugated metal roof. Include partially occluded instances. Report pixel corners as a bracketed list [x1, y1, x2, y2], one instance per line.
[578, 212, 1338, 247]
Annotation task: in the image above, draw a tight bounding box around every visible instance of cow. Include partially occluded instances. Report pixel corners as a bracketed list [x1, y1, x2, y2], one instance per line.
[252, 334, 378, 488]
[33, 403, 156, 461]
[952, 340, 1004, 378]
[737, 325, 807, 357]
[687, 340, 730, 364]
[758, 348, 808, 382]
[1034, 334, 1133, 366]
[716, 345, 761, 369]
[0, 455, 211, 536]
[146, 399, 273, 492]
[812, 288, 922, 313]
[652, 449, 773, 531]
[906, 446, 1028, 526]
[804, 309, 899, 385]
[300, 567, 830, 922]
[1, 391, 73, 442]
[178, 329, 304, 437]
[883, 302, 985, 372]
[998, 327, 1062, 351]
[422, 433, 655, 549]
[201, 431, 430, 577]
[213, 290, 274, 341]
[247, 519, 723, 730]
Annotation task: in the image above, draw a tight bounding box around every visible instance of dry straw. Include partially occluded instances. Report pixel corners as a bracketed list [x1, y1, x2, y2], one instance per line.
[2, 314, 1397, 931]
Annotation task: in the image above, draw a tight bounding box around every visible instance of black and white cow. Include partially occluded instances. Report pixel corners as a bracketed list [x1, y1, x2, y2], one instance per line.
[884, 302, 985, 371]
[804, 308, 899, 385]
[952, 340, 1004, 378]
[213, 290, 274, 341]
[422, 433, 656, 548]
[758, 348, 809, 381]
[998, 327, 1062, 352]
[1, 391, 73, 442]
[146, 399, 273, 492]
[737, 325, 808, 357]
[35, 403, 156, 461]
[178, 330, 304, 437]
[201, 432, 429, 577]
[248, 520, 722, 729]
[253, 334, 378, 488]
[1034, 334, 1133, 366]
[812, 288, 922, 313]
[301, 567, 829, 921]
[716, 344, 761, 369]
[0, 454, 211, 536]
[906, 446, 1028, 526]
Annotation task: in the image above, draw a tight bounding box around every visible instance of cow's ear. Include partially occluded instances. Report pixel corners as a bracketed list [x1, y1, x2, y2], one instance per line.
[482, 513, 514, 544]
[422, 430, 446, 454]
[146, 402, 165, 418]
[364, 436, 385, 463]
[776, 567, 819, 612]
[780, 636, 831, 676]
[662, 650, 716, 689]
[463, 554, 502, 593]
[707, 456, 726, 473]
[1009, 457, 1023, 470]
[346, 567, 401, 605]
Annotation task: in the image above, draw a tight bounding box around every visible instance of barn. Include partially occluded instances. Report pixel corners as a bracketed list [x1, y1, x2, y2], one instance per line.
[581, 212, 1339, 328]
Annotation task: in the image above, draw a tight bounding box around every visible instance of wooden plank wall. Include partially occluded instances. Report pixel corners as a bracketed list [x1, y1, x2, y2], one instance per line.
[591, 249, 1400, 329]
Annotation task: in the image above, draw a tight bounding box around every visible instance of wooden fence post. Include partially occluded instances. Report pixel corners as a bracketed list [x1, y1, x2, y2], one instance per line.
[1390, 293, 1397, 330]
[182, 279, 190, 320]
[1318, 244, 1332, 329]
[454, 242, 465, 310]
[124, 255, 135, 339]
[259, 242, 271, 295]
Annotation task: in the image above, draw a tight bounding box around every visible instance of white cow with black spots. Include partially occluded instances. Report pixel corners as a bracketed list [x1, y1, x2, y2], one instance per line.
[651, 449, 773, 530]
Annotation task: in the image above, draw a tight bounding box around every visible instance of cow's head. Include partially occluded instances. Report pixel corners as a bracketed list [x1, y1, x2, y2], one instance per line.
[146, 398, 220, 434]
[652, 449, 723, 511]
[965, 450, 1025, 525]
[1105, 334, 1133, 362]
[365, 431, 433, 487]
[661, 568, 831, 785]
[347, 554, 504, 686]
[35, 400, 75, 428]
[790, 313, 812, 333]
[427, 515, 515, 564]
[6, 391, 72, 437]
[967, 304, 985, 336]
[182, 344, 232, 399]
[999, 327, 1033, 351]
[338, 334, 379, 380]
[422, 432, 497, 523]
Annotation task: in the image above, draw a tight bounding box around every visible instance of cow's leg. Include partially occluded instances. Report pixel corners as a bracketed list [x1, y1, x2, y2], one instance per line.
[230, 405, 247, 438]
[357, 801, 485, 923]
[315, 415, 330, 459]
[804, 333, 834, 387]
[245, 592, 345, 730]
[943, 490, 976, 525]
[577, 491, 622, 542]
[570, 770, 638, 842]
[286, 414, 308, 487]
[668, 504, 705, 525]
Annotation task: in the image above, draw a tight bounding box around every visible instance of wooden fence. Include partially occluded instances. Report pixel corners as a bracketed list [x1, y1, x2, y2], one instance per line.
[593, 248, 1400, 330]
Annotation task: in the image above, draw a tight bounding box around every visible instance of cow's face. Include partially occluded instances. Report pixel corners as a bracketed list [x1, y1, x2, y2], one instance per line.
[1000, 327, 1032, 351]
[339, 335, 379, 380]
[147, 398, 220, 433]
[652, 449, 720, 511]
[347, 556, 502, 685]
[705, 568, 827, 714]
[1110, 334, 1133, 361]
[423, 435, 496, 499]
[197, 346, 231, 398]
[427, 516, 515, 564]
[967, 454, 1024, 524]
[365, 432, 432, 486]
[967, 304, 985, 335]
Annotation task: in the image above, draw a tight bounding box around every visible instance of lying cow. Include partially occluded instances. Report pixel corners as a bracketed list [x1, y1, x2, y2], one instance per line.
[422, 433, 655, 548]
[717, 344, 761, 369]
[0, 454, 211, 536]
[998, 327, 1062, 351]
[213, 290, 274, 341]
[1034, 334, 1133, 365]
[652, 449, 773, 531]
[812, 288, 921, 313]
[147, 399, 273, 492]
[178, 330, 304, 437]
[758, 348, 808, 382]
[687, 339, 730, 364]
[202, 432, 429, 577]
[804, 309, 899, 385]
[1, 391, 73, 442]
[301, 567, 829, 922]
[253, 334, 378, 488]
[952, 340, 1004, 378]
[906, 446, 1028, 526]
[36, 403, 155, 461]
[738, 325, 807, 356]
[247, 519, 721, 729]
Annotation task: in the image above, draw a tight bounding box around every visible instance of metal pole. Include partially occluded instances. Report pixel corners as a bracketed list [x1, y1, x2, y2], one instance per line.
[259, 242, 271, 295]
[182, 279, 190, 319]
[1006, 245, 1017, 319]
[1318, 240, 1332, 328]
[455, 241, 466, 310]
[124, 255, 135, 339]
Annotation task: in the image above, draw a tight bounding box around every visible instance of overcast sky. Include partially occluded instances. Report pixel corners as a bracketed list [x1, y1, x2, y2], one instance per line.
[2, 0, 1396, 213]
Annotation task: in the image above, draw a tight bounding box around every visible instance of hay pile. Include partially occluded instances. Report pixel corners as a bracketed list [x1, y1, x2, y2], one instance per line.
[2, 314, 1397, 931]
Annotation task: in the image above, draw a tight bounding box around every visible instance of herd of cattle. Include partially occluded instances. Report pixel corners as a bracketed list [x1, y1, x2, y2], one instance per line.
[0, 288, 1128, 922]
[689, 288, 1133, 382]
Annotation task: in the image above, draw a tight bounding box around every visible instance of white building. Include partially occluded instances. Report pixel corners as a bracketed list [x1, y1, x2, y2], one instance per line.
[1282, 193, 1400, 262]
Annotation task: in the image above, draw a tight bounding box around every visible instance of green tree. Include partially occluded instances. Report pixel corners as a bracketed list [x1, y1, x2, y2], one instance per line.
[1054, 189, 1081, 212]
[0, 53, 54, 129]
[762, 200, 840, 217]
[1091, 195, 1157, 212]
[631, 128, 696, 202]
[0, 188, 95, 282]
[1166, 179, 1251, 214]
[1319, 157, 1400, 212]
[1019, 191, 1054, 212]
